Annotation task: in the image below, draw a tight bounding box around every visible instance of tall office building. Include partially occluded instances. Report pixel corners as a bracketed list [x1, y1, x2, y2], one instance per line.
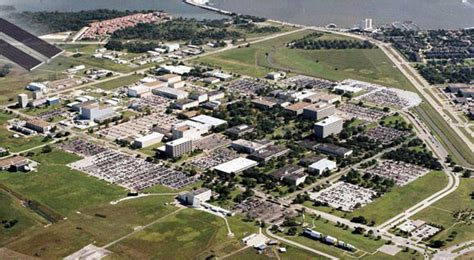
[165, 138, 193, 158]
[17, 93, 28, 108]
[314, 116, 344, 139]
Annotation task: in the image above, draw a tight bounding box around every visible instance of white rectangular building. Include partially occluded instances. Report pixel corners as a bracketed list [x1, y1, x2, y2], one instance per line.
[133, 132, 164, 148]
[128, 85, 151, 97]
[191, 115, 227, 128]
[314, 116, 344, 138]
[308, 158, 337, 174]
[214, 157, 258, 174]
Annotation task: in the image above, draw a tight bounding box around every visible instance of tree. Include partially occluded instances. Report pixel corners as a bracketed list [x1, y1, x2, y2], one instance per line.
[287, 227, 297, 236]
[41, 145, 52, 153]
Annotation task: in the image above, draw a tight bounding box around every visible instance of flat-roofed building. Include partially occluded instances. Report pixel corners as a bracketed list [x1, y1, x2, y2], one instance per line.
[319, 94, 341, 104]
[231, 139, 271, 154]
[25, 119, 51, 133]
[284, 172, 308, 186]
[191, 115, 227, 128]
[165, 138, 193, 158]
[208, 91, 225, 102]
[303, 103, 336, 120]
[17, 93, 28, 108]
[214, 157, 258, 174]
[315, 143, 353, 158]
[152, 86, 188, 99]
[133, 132, 164, 148]
[190, 92, 208, 103]
[0, 156, 31, 171]
[158, 74, 181, 84]
[172, 120, 210, 140]
[143, 80, 167, 90]
[174, 99, 199, 110]
[248, 144, 290, 163]
[314, 116, 343, 138]
[226, 124, 255, 138]
[308, 158, 337, 174]
[285, 102, 312, 116]
[178, 188, 212, 207]
[270, 164, 305, 185]
[158, 65, 192, 75]
[80, 102, 115, 121]
[128, 85, 151, 97]
[252, 97, 278, 109]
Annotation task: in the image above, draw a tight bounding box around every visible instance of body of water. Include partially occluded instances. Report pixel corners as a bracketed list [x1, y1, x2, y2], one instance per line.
[0, 0, 473, 29]
[212, 0, 474, 29]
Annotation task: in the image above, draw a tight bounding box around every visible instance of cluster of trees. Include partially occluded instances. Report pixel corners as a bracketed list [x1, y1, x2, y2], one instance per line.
[341, 169, 394, 194]
[112, 18, 242, 43]
[236, 23, 281, 34]
[0, 64, 11, 77]
[9, 9, 146, 34]
[290, 38, 375, 50]
[383, 147, 442, 170]
[2, 219, 18, 229]
[416, 61, 473, 84]
[231, 14, 267, 24]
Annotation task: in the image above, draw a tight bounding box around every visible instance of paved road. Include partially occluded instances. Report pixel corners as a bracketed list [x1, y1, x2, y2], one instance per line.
[433, 240, 474, 259]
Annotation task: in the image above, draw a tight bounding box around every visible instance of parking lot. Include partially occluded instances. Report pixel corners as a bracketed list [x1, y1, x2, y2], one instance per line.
[192, 134, 231, 151]
[309, 182, 377, 212]
[337, 103, 388, 122]
[62, 140, 198, 191]
[223, 79, 273, 95]
[364, 160, 429, 186]
[98, 111, 180, 140]
[283, 75, 334, 90]
[362, 126, 409, 145]
[188, 147, 238, 170]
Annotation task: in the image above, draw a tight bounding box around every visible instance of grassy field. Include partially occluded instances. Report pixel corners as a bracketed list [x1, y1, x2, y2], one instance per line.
[0, 190, 42, 245]
[92, 74, 143, 90]
[0, 56, 74, 105]
[350, 171, 448, 225]
[226, 245, 325, 260]
[196, 30, 413, 91]
[0, 148, 125, 216]
[0, 111, 46, 153]
[413, 177, 474, 247]
[4, 195, 178, 258]
[108, 209, 259, 259]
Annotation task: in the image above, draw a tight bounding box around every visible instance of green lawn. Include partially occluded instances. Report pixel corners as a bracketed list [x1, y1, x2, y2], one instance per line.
[0, 111, 46, 153]
[350, 171, 448, 225]
[93, 74, 143, 90]
[0, 148, 125, 216]
[226, 245, 324, 260]
[0, 190, 42, 245]
[4, 195, 177, 258]
[197, 30, 413, 91]
[108, 209, 259, 259]
[303, 217, 385, 253]
[413, 177, 474, 247]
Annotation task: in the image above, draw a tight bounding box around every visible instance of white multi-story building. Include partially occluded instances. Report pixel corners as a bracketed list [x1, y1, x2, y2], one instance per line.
[314, 116, 344, 138]
[165, 138, 193, 158]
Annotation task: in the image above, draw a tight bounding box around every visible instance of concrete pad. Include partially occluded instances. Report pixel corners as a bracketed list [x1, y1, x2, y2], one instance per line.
[64, 244, 111, 260]
[377, 245, 402, 256]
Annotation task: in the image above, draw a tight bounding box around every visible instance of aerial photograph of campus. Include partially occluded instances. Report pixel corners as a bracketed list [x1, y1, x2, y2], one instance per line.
[0, 0, 473, 259]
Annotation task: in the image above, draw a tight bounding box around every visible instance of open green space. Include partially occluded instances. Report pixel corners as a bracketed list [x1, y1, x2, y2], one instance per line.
[108, 209, 258, 259]
[0, 111, 46, 153]
[197, 30, 413, 91]
[3, 195, 177, 258]
[0, 190, 42, 245]
[350, 171, 448, 225]
[0, 148, 125, 216]
[413, 177, 474, 247]
[226, 245, 323, 260]
[0, 57, 74, 105]
[93, 74, 143, 90]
